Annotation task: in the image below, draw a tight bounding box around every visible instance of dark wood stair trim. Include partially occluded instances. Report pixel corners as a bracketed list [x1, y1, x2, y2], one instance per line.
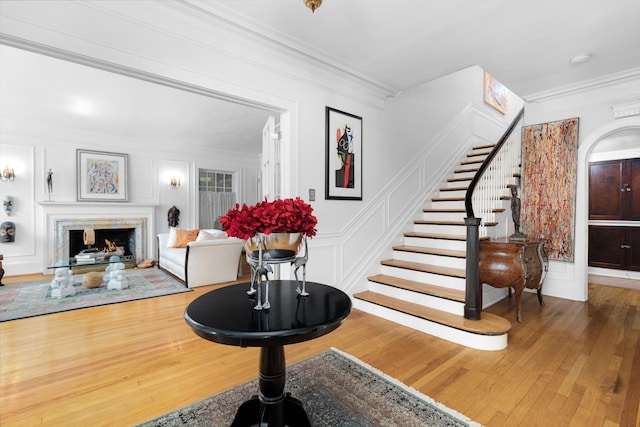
[447, 177, 472, 183]
[368, 274, 465, 302]
[353, 291, 512, 336]
[381, 259, 465, 278]
[472, 144, 496, 150]
[415, 220, 466, 226]
[453, 168, 479, 174]
[423, 208, 465, 213]
[460, 159, 483, 166]
[467, 151, 491, 158]
[439, 186, 468, 192]
[432, 196, 465, 202]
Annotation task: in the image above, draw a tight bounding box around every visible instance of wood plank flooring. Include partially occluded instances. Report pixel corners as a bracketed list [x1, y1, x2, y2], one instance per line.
[1, 272, 639, 426]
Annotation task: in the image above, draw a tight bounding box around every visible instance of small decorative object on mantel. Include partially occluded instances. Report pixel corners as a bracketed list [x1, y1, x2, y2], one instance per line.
[47, 169, 53, 201]
[221, 197, 317, 310]
[509, 186, 527, 241]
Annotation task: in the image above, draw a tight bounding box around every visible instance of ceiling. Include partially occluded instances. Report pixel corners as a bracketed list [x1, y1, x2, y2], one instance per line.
[0, 45, 277, 156]
[1, 0, 639, 155]
[207, 0, 640, 97]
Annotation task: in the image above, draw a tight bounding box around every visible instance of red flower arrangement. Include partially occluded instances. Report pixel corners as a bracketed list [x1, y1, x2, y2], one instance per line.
[220, 197, 318, 240]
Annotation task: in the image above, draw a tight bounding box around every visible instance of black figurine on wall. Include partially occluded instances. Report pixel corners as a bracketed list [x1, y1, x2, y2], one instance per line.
[168, 205, 180, 228]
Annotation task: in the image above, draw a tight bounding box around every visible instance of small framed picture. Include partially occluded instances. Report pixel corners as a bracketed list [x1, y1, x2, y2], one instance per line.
[77, 149, 128, 202]
[325, 107, 363, 200]
[483, 71, 509, 115]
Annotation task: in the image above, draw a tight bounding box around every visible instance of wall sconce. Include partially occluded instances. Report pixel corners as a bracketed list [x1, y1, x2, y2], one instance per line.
[170, 176, 181, 189]
[1, 166, 15, 182]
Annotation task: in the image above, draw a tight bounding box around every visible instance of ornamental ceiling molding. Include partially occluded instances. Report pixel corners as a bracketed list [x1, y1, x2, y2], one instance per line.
[524, 67, 640, 103]
[165, 0, 400, 103]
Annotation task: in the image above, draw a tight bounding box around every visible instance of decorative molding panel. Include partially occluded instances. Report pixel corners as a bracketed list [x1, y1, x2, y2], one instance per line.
[612, 100, 640, 119]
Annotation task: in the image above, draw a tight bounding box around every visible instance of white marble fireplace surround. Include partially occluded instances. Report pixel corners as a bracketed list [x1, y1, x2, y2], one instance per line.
[41, 203, 155, 272]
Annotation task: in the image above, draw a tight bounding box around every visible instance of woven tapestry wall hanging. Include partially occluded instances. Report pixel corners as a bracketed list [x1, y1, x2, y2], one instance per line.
[521, 118, 579, 261]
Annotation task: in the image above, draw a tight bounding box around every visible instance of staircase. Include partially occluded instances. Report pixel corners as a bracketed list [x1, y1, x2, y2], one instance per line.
[353, 143, 514, 351]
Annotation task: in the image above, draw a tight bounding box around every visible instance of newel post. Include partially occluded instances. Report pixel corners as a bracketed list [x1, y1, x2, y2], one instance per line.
[464, 217, 482, 320]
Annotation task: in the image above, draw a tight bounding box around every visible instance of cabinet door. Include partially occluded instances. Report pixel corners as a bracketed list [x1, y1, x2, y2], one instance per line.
[629, 159, 640, 220]
[629, 227, 640, 271]
[588, 226, 626, 269]
[589, 161, 624, 220]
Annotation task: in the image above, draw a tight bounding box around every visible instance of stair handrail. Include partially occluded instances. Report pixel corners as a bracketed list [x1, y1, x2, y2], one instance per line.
[463, 107, 524, 320]
[464, 107, 524, 218]
[464, 107, 525, 218]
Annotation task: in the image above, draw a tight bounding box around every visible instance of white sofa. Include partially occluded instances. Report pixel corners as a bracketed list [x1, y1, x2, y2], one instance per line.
[157, 229, 244, 288]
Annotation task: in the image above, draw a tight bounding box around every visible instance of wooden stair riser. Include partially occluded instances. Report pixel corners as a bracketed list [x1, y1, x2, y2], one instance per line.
[367, 281, 465, 315]
[351, 299, 508, 351]
[403, 236, 467, 251]
[392, 250, 466, 269]
[420, 211, 467, 222]
[380, 265, 465, 290]
[413, 223, 467, 236]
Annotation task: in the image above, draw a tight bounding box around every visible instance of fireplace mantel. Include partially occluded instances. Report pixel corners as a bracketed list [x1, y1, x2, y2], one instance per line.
[38, 201, 158, 208]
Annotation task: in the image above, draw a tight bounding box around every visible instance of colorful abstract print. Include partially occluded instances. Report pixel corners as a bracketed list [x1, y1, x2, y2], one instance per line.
[87, 159, 120, 195]
[521, 118, 579, 261]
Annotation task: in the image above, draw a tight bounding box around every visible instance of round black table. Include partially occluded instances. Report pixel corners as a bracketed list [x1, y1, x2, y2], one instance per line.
[184, 280, 352, 427]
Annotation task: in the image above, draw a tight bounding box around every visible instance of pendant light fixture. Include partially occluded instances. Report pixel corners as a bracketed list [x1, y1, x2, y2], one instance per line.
[304, 0, 322, 13]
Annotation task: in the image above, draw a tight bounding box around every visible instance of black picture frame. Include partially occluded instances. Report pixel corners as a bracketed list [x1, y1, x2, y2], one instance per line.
[325, 106, 363, 200]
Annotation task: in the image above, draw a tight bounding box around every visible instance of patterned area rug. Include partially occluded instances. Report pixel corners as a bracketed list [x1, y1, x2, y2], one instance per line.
[0, 268, 191, 322]
[138, 348, 481, 427]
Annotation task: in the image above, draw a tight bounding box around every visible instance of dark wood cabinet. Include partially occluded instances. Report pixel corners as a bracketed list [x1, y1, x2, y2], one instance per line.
[589, 225, 640, 271]
[589, 158, 640, 221]
[588, 157, 640, 272]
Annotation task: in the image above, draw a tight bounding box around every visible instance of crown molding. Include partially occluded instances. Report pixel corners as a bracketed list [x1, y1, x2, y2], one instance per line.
[524, 67, 640, 103]
[168, 0, 401, 100]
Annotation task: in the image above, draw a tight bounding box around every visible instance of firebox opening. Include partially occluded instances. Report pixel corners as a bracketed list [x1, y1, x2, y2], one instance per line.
[69, 228, 135, 259]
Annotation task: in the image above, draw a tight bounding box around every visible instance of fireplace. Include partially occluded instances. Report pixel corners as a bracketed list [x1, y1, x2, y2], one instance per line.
[52, 217, 148, 264]
[41, 203, 155, 273]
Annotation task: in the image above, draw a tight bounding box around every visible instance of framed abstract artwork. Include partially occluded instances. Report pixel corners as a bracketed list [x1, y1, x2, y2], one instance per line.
[77, 149, 128, 202]
[521, 117, 579, 261]
[483, 71, 509, 115]
[325, 106, 363, 200]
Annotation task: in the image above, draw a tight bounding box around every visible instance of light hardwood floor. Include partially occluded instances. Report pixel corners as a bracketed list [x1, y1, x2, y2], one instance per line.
[1, 272, 639, 427]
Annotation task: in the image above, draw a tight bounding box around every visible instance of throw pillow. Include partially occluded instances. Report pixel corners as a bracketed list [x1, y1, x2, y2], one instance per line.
[172, 228, 200, 248]
[166, 227, 178, 247]
[196, 229, 227, 241]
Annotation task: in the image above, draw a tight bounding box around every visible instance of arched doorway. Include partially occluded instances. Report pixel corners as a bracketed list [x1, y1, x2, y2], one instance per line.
[574, 116, 640, 300]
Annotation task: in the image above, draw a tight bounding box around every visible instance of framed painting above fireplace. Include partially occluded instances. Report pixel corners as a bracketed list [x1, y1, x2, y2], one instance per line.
[77, 149, 128, 202]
